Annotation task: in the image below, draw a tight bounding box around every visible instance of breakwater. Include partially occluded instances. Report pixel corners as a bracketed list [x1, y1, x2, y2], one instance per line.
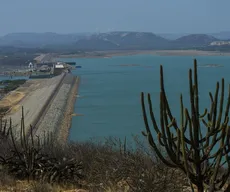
[58, 76, 80, 142]
[4, 74, 64, 138]
[35, 74, 79, 142]
[32, 73, 66, 131]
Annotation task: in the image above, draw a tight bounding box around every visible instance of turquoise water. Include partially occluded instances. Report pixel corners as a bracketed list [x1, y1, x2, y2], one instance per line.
[59, 55, 230, 142]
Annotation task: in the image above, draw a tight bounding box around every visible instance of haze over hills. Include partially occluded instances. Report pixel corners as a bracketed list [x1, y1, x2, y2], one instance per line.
[0, 32, 92, 48]
[172, 34, 218, 49]
[0, 31, 230, 51]
[157, 33, 190, 40]
[158, 31, 230, 40]
[75, 32, 170, 50]
[74, 32, 224, 50]
[209, 31, 230, 40]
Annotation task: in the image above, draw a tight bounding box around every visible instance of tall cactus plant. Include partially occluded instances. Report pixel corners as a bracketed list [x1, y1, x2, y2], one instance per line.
[0, 106, 84, 183]
[141, 59, 230, 192]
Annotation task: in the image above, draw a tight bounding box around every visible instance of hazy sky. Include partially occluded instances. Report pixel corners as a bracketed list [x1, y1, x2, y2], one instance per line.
[0, 0, 230, 35]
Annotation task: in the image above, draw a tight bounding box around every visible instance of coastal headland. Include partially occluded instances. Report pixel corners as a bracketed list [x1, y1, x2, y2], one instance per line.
[0, 72, 79, 142]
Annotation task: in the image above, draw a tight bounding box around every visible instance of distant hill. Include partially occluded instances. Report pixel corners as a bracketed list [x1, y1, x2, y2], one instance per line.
[157, 33, 189, 40]
[172, 34, 218, 49]
[75, 32, 222, 50]
[210, 31, 230, 40]
[75, 31, 170, 50]
[0, 32, 91, 48]
[0, 31, 226, 51]
[75, 37, 119, 51]
[158, 32, 230, 41]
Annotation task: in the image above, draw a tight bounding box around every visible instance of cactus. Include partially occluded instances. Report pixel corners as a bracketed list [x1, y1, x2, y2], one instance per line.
[141, 59, 230, 192]
[0, 115, 10, 138]
[0, 106, 84, 184]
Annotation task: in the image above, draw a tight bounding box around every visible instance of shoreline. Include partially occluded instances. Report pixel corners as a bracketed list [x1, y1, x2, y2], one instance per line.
[58, 50, 230, 59]
[57, 76, 80, 142]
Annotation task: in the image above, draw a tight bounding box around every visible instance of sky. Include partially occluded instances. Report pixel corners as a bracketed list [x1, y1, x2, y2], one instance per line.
[0, 0, 230, 35]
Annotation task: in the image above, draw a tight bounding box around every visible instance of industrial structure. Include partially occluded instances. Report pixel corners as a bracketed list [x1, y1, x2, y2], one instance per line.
[28, 54, 78, 79]
[29, 61, 74, 79]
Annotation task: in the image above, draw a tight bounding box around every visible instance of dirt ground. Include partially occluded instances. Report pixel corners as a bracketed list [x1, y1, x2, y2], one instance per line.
[1, 74, 64, 138]
[0, 79, 45, 114]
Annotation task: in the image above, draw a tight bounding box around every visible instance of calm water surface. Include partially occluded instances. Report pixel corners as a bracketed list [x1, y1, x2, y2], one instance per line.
[59, 55, 230, 142]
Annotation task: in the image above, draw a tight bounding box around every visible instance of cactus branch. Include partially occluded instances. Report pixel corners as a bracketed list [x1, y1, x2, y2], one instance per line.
[141, 59, 230, 192]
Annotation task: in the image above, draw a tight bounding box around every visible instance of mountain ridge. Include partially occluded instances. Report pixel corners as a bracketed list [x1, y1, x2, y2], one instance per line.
[75, 31, 171, 50]
[75, 32, 221, 50]
[0, 31, 228, 51]
[0, 32, 92, 48]
[172, 34, 218, 49]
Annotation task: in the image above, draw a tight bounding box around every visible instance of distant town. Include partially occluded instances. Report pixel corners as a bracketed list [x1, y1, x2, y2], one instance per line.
[210, 40, 230, 46]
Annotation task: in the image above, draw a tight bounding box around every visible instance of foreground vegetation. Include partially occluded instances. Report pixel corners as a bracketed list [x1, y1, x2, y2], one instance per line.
[0, 110, 187, 192]
[141, 59, 230, 192]
[1, 59, 230, 191]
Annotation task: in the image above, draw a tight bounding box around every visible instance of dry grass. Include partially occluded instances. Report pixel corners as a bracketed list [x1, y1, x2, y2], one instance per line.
[0, 134, 189, 192]
[0, 179, 80, 192]
[65, 137, 188, 192]
[0, 169, 16, 188]
[0, 169, 85, 192]
[0, 115, 188, 192]
[30, 182, 62, 192]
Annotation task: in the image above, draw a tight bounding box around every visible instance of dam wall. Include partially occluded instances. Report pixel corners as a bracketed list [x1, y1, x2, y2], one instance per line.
[5, 74, 65, 138]
[58, 76, 80, 142]
[32, 73, 66, 131]
[35, 74, 79, 142]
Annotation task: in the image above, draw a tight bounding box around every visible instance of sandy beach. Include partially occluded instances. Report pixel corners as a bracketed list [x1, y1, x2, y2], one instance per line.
[58, 50, 230, 59]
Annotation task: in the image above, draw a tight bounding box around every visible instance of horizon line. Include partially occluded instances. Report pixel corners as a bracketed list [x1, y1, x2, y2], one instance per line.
[1, 30, 230, 36]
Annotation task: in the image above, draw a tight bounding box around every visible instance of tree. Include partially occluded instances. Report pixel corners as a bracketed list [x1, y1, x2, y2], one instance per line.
[141, 59, 230, 192]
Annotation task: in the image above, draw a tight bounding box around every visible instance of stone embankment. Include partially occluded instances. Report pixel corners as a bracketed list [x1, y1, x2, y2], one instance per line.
[58, 76, 79, 142]
[5, 74, 65, 138]
[35, 74, 79, 142]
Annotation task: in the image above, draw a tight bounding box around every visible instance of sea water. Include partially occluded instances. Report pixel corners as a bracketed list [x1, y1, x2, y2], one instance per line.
[58, 55, 230, 143]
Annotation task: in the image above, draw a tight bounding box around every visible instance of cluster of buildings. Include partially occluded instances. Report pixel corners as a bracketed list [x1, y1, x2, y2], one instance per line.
[25, 54, 77, 79]
[28, 60, 74, 79]
[210, 41, 230, 46]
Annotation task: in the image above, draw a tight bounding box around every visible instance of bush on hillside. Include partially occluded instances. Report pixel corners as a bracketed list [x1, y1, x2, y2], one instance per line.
[0, 113, 188, 191]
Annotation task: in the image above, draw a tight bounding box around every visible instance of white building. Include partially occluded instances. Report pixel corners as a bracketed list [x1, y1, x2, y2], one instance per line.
[210, 41, 230, 46]
[28, 62, 33, 69]
[55, 64, 64, 69]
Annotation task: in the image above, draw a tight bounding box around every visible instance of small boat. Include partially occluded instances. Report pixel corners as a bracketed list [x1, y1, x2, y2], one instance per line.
[75, 66, 82, 68]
